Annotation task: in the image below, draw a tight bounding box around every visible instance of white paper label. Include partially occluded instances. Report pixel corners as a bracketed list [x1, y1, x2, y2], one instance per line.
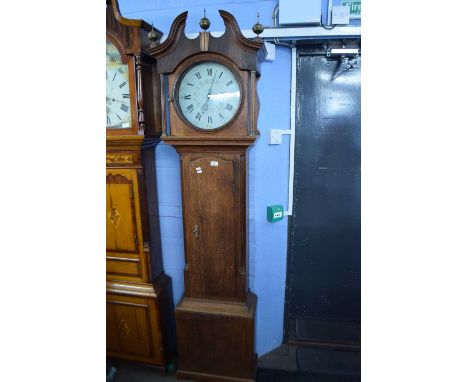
[210, 161, 219, 167]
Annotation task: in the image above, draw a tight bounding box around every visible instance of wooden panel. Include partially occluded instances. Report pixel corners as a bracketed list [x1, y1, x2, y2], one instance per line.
[175, 292, 257, 381]
[106, 302, 120, 352]
[140, 60, 161, 137]
[106, 169, 142, 254]
[106, 293, 163, 365]
[184, 154, 237, 299]
[106, 257, 141, 278]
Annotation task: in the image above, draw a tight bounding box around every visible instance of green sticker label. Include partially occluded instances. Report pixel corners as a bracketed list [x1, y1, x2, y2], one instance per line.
[342, 1, 361, 18]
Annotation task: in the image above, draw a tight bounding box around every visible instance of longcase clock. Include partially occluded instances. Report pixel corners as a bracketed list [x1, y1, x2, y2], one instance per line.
[106, 0, 175, 369]
[147, 11, 265, 381]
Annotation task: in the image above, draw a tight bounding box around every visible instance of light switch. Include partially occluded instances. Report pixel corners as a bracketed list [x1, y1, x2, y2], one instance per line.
[269, 129, 283, 145]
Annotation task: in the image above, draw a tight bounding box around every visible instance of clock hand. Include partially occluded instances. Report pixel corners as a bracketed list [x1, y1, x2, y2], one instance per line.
[201, 71, 217, 114]
[207, 70, 217, 97]
[106, 96, 128, 104]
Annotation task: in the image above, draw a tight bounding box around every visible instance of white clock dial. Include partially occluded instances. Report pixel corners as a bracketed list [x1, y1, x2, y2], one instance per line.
[106, 41, 132, 129]
[176, 61, 241, 130]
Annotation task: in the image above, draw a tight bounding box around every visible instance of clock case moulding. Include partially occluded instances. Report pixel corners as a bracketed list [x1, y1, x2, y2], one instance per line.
[147, 10, 266, 382]
[106, 0, 176, 370]
[147, 10, 266, 147]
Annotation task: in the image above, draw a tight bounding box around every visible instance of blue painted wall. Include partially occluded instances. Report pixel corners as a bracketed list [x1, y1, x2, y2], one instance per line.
[118, 0, 358, 357]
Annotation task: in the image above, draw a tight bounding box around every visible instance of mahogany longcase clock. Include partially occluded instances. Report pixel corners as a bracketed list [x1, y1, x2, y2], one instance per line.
[147, 11, 265, 381]
[106, 0, 175, 368]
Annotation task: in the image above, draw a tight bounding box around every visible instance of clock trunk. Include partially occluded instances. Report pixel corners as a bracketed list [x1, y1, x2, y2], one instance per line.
[181, 150, 248, 302]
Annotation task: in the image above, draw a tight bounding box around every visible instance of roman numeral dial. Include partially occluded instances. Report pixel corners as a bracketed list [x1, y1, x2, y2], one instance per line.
[175, 60, 241, 130]
[106, 41, 132, 129]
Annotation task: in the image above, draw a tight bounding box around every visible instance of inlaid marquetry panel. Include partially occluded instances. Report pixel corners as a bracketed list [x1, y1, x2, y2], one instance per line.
[106, 169, 143, 254]
[106, 153, 136, 166]
[106, 293, 163, 364]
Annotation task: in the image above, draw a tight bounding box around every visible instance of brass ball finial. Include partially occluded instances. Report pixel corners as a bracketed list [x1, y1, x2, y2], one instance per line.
[252, 12, 264, 36]
[148, 23, 158, 42]
[199, 8, 210, 31]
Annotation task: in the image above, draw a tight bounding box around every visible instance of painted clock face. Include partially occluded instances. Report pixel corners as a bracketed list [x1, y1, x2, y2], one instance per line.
[106, 41, 132, 129]
[175, 61, 241, 130]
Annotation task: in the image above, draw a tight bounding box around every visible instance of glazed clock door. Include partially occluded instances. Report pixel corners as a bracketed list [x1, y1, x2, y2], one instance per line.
[175, 60, 242, 130]
[183, 154, 239, 300]
[105, 36, 139, 136]
[106, 41, 134, 129]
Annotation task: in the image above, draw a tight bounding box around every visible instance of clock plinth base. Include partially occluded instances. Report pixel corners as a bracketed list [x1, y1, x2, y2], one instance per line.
[106, 274, 176, 367]
[175, 291, 257, 381]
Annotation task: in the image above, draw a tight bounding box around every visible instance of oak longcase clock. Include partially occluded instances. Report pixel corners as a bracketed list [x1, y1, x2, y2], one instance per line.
[106, 0, 175, 369]
[148, 10, 265, 382]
